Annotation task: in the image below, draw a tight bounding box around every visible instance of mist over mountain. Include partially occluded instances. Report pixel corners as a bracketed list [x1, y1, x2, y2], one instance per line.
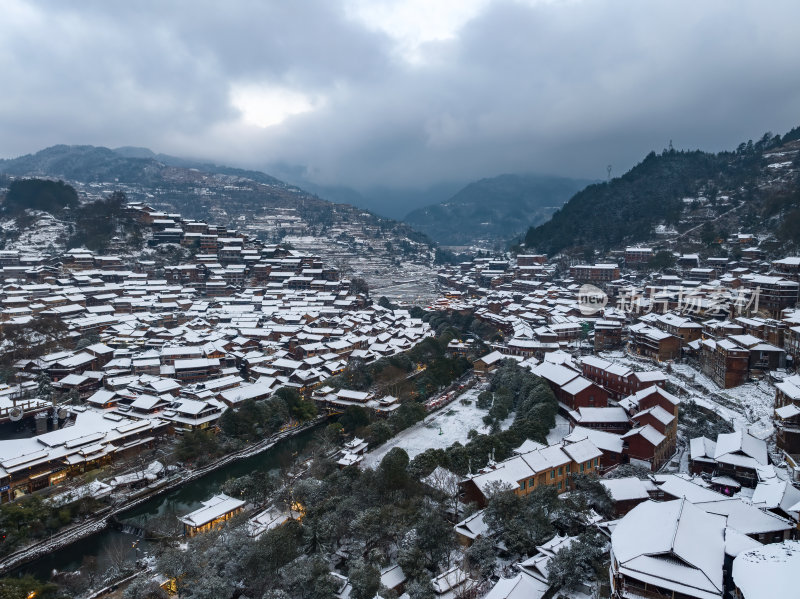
[263, 162, 465, 220]
[404, 174, 592, 247]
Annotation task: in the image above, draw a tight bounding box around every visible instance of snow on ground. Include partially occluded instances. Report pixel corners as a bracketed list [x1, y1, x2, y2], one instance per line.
[678, 443, 689, 473]
[599, 351, 775, 436]
[547, 415, 570, 445]
[285, 234, 439, 305]
[670, 362, 776, 437]
[595, 351, 800, 478]
[1, 211, 70, 254]
[362, 384, 570, 468]
[363, 382, 497, 467]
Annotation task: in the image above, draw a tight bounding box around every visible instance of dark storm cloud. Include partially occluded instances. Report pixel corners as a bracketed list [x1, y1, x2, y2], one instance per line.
[0, 0, 389, 153]
[2, 0, 799, 190]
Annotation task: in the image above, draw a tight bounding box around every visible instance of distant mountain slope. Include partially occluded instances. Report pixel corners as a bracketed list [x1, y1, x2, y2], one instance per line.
[263, 161, 465, 220]
[0, 145, 161, 184]
[524, 127, 800, 255]
[404, 174, 592, 246]
[0, 144, 435, 253]
[0, 145, 331, 227]
[0, 144, 285, 187]
[295, 181, 464, 220]
[113, 146, 288, 185]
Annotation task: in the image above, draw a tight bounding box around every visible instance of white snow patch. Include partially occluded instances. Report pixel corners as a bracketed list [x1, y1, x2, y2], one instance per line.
[362, 383, 500, 467]
[599, 351, 774, 435]
[1, 211, 71, 254]
[547, 414, 570, 445]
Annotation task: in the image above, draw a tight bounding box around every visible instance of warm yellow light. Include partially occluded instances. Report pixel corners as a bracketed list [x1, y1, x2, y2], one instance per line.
[291, 501, 306, 520]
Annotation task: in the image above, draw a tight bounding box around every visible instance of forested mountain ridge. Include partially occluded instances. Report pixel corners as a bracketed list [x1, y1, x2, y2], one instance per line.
[404, 174, 591, 247]
[0, 144, 334, 229]
[0, 144, 434, 252]
[0, 144, 285, 187]
[523, 127, 800, 256]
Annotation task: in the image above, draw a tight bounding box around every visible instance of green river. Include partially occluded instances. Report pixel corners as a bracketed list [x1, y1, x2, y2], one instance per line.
[16, 425, 320, 580]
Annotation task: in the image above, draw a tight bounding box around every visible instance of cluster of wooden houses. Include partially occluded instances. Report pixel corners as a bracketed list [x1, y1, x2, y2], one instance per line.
[0, 202, 438, 501]
[475, 351, 679, 473]
[438, 250, 800, 482]
[452, 433, 799, 599]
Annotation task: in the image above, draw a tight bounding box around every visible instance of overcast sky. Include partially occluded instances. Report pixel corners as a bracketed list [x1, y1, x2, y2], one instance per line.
[2, 0, 800, 191]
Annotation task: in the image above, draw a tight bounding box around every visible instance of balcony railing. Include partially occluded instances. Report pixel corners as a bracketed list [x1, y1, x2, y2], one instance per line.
[620, 581, 684, 599]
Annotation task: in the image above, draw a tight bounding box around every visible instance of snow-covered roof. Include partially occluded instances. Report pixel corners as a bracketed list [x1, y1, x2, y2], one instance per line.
[713, 430, 767, 467]
[654, 474, 722, 503]
[57, 373, 88, 386]
[775, 403, 800, 420]
[380, 565, 406, 590]
[689, 436, 716, 461]
[633, 370, 668, 383]
[632, 404, 674, 426]
[336, 389, 371, 402]
[532, 362, 580, 387]
[561, 438, 603, 463]
[0, 410, 165, 477]
[723, 527, 762, 558]
[86, 388, 117, 405]
[560, 376, 594, 396]
[574, 406, 629, 423]
[732, 540, 800, 599]
[580, 355, 612, 370]
[564, 426, 624, 453]
[431, 566, 470, 597]
[219, 381, 274, 404]
[751, 481, 800, 522]
[130, 394, 164, 410]
[601, 477, 651, 502]
[454, 509, 488, 541]
[696, 498, 794, 536]
[619, 385, 679, 413]
[621, 424, 665, 447]
[775, 380, 800, 401]
[467, 440, 597, 494]
[513, 439, 546, 455]
[247, 505, 299, 538]
[477, 350, 505, 365]
[179, 493, 245, 528]
[611, 499, 725, 599]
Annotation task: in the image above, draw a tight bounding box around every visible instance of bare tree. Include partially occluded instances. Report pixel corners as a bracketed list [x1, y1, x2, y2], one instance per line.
[425, 466, 463, 521]
[332, 256, 352, 280]
[105, 535, 135, 575]
[81, 554, 101, 589]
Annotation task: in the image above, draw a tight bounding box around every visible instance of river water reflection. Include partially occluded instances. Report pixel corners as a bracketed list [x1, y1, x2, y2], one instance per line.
[16, 425, 320, 580]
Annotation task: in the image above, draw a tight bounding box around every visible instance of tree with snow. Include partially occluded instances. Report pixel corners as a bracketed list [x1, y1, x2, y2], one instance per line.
[465, 535, 497, 579]
[348, 559, 381, 599]
[123, 577, 168, 599]
[379, 447, 411, 491]
[484, 485, 557, 556]
[546, 530, 607, 592]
